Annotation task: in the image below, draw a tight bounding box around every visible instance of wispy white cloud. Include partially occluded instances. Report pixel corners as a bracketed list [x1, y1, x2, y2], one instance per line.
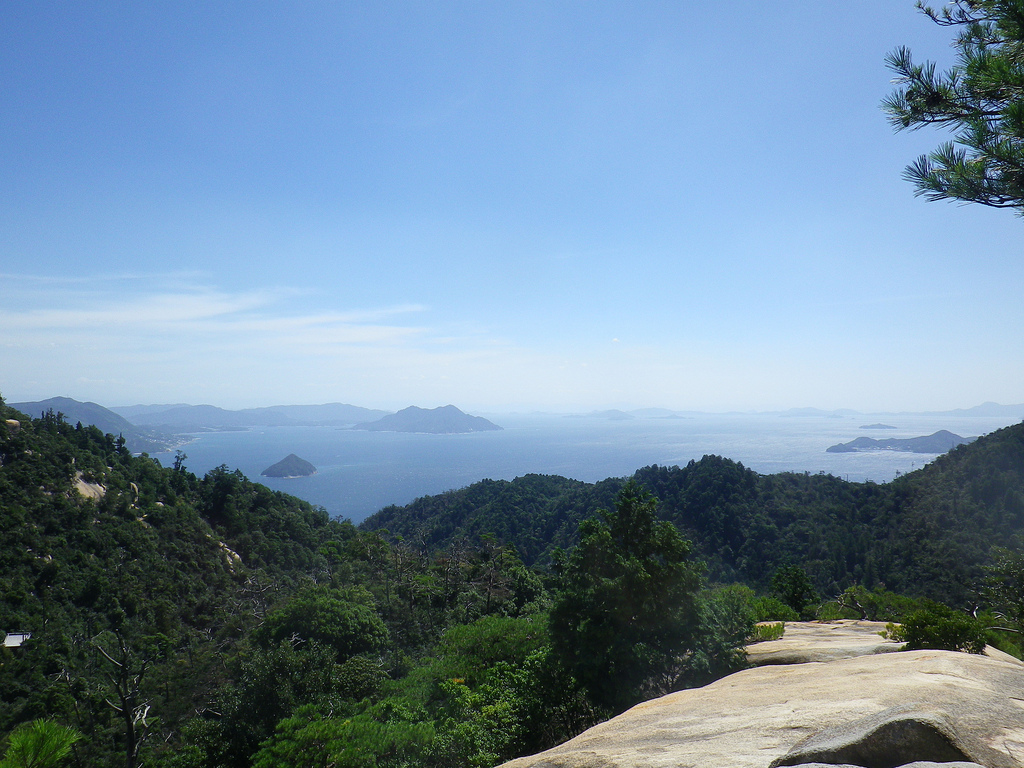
[2, 291, 433, 354]
[0, 276, 512, 407]
[3, 292, 264, 330]
[2, 274, 1017, 414]
[0, 270, 209, 285]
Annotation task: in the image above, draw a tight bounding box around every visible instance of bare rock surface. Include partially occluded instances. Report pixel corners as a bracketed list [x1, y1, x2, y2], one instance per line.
[771, 703, 974, 767]
[747, 620, 903, 665]
[746, 619, 1023, 667]
[73, 471, 106, 500]
[499, 625, 1024, 768]
[793, 764, 984, 768]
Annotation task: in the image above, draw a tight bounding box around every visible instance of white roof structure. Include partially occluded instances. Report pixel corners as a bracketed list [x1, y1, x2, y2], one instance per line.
[3, 631, 31, 648]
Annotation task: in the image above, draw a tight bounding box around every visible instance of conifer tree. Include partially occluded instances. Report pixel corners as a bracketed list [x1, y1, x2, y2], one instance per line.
[549, 481, 703, 714]
[884, 0, 1024, 211]
[0, 720, 81, 768]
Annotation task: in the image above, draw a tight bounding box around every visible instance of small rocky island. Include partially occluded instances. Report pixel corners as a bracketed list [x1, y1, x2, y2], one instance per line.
[860, 423, 897, 430]
[827, 429, 974, 454]
[260, 453, 317, 478]
[353, 405, 502, 434]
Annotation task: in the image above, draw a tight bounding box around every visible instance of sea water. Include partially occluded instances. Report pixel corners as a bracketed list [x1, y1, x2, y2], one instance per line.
[150, 413, 1021, 524]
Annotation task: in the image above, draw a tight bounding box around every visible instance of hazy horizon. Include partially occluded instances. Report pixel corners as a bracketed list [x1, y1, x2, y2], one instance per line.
[3, 3, 1022, 414]
[7, 392, 1024, 420]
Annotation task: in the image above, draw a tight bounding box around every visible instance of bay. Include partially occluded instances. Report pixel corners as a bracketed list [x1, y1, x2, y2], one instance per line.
[151, 413, 1021, 524]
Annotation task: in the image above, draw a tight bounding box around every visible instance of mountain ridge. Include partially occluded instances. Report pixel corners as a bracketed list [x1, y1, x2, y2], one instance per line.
[115, 402, 389, 430]
[8, 396, 179, 452]
[361, 420, 1024, 603]
[3, 394, 1024, 768]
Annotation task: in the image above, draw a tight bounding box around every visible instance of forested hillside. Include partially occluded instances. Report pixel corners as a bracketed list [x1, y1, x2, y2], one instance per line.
[0, 402, 357, 767]
[364, 423, 1024, 605]
[0, 400, 753, 768]
[3, 395, 1023, 768]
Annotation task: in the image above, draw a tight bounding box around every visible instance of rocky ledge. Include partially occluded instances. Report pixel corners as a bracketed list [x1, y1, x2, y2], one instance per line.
[499, 621, 1024, 768]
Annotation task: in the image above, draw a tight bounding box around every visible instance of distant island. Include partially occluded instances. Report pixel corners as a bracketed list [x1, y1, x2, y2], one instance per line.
[860, 423, 897, 430]
[826, 430, 974, 454]
[353, 405, 502, 434]
[261, 454, 317, 478]
[566, 409, 635, 420]
[592, 409, 634, 421]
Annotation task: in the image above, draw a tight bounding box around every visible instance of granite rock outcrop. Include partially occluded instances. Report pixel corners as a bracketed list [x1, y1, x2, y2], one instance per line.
[499, 622, 1024, 768]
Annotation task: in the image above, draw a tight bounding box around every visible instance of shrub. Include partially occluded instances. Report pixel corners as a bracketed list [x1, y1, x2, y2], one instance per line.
[833, 585, 924, 622]
[815, 601, 847, 621]
[748, 622, 785, 643]
[769, 565, 819, 619]
[752, 596, 798, 622]
[885, 605, 987, 654]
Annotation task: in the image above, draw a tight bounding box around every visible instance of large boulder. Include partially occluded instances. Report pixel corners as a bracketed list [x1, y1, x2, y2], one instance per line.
[499, 627, 1024, 768]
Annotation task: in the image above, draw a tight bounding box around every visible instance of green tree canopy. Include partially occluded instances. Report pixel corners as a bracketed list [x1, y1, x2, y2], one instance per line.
[883, 0, 1024, 211]
[250, 705, 432, 768]
[0, 720, 81, 768]
[770, 565, 820, 618]
[549, 481, 703, 714]
[982, 545, 1024, 631]
[886, 603, 988, 653]
[255, 587, 388, 661]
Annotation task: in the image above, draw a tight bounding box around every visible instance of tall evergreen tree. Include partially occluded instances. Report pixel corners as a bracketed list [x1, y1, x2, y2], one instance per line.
[883, 0, 1024, 211]
[549, 481, 703, 714]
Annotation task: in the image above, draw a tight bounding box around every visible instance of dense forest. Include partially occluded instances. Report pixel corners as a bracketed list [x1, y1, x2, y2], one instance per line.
[2, 395, 1023, 768]
[365, 423, 1024, 605]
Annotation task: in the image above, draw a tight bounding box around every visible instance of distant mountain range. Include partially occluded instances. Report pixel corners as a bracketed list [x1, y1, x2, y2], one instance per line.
[8, 395, 1021, 450]
[113, 402, 389, 431]
[580, 402, 1024, 420]
[826, 430, 975, 454]
[7, 397, 501, 445]
[353, 405, 502, 434]
[8, 397, 179, 453]
[767, 403, 1024, 419]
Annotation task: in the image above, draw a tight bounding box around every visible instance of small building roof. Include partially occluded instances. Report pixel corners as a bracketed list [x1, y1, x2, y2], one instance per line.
[3, 631, 32, 647]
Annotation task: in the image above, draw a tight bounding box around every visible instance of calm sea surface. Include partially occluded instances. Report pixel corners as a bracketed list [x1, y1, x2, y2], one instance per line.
[151, 413, 1021, 524]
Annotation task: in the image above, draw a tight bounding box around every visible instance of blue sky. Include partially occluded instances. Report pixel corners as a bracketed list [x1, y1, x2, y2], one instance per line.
[2, 1, 1022, 413]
